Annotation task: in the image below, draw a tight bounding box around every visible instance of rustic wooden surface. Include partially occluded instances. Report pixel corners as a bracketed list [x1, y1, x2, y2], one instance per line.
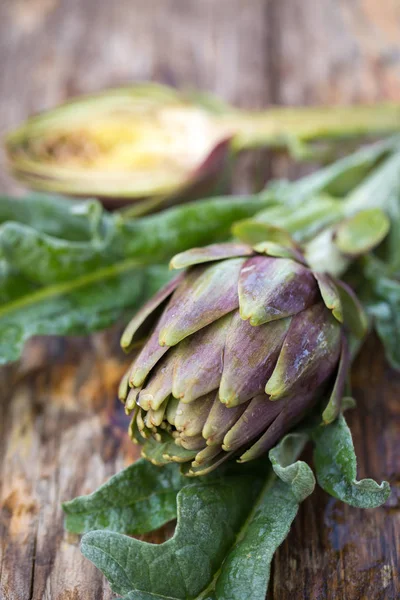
[0, 1, 400, 599]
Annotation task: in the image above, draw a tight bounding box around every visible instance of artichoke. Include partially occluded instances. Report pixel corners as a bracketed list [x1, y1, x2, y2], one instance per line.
[5, 84, 231, 211]
[119, 241, 366, 475]
[6, 83, 400, 210]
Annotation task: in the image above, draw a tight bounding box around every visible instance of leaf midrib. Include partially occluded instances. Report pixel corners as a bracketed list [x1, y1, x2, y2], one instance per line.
[196, 469, 275, 600]
[0, 256, 142, 320]
[64, 486, 182, 517]
[83, 538, 181, 600]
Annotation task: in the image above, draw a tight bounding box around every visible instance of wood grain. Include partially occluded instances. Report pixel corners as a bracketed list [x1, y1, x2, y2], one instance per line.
[270, 335, 400, 600]
[0, 332, 132, 600]
[0, 1, 399, 599]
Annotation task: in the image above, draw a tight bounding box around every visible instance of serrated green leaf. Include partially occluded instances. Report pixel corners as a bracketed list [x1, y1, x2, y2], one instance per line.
[269, 433, 315, 502]
[335, 208, 390, 256]
[383, 191, 400, 271]
[81, 476, 264, 598]
[0, 193, 106, 240]
[121, 593, 173, 600]
[117, 194, 274, 261]
[0, 261, 171, 364]
[63, 459, 186, 536]
[0, 221, 116, 284]
[312, 414, 390, 508]
[373, 301, 400, 371]
[233, 138, 400, 250]
[261, 137, 399, 209]
[80, 438, 309, 600]
[302, 148, 400, 277]
[234, 194, 343, 246]
[1, 195, 273, 285]
[343, 149, 400, 216]
[212, 478, 301, 600]
[0, 192, 274, 364]
[362, 260, 400, 370]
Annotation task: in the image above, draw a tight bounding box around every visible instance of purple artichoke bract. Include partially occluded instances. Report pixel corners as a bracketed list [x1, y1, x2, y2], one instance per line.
[119, 242, 366, 476]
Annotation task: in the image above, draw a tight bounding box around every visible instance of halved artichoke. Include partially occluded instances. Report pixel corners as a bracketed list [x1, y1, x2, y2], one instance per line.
[6, 83, 400, 209]
[5, 84, 233, 209]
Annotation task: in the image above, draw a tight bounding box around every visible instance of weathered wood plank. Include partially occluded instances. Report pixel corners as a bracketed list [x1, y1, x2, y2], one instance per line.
[269, 0, 400, 180]
[0, 0, 271, 196]
[270, 335, 400, 600]
[269, 2, 400, 597]
[0, 333, 134, 600]
[0, 2, 271, 599]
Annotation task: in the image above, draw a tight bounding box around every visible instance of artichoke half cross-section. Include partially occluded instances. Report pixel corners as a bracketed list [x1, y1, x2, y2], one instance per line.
[119, 241, 366, 475]
[5, 84, 232, 208]
[7, 83, 400, 210]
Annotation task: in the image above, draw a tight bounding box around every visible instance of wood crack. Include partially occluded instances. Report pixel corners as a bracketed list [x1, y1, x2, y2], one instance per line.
[28, 521, 39, 600]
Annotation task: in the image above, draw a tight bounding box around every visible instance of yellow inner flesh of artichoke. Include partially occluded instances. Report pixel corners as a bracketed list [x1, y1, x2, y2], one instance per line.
[28, 106, 227, 180]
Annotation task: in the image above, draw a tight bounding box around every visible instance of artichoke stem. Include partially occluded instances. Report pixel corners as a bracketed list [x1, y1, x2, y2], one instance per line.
[224, 103, 400, 154]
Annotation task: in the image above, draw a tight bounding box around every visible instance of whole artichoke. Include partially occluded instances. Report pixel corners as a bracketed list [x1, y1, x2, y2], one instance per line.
[119, 241, 365, 475]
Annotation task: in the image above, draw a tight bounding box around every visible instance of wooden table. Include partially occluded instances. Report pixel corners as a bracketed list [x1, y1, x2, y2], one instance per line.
[0, 2, 399, 599]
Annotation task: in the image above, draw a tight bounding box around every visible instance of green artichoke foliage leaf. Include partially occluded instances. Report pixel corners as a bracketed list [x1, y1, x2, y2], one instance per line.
[354, 169, 400, 371]
[257, 135, 399, 208]
[79, 434, 311, 600]
[269, 432, 315, 502]
[312, 414, 390, 508]
[334, 208, 390, 257]
[62, 455, 268, 537]
[120, 593, 164, 600]
[233, 193, 344, 246]
[233, 137, 400, 254]
[372, 291, 400, 371]
[65, 405, 388, 599]
[63, 459, 187, 536]
[0, 193, 273, 285]
[361, 256, 400, 371]
[0, 192, 106, 240]
[0, 221, 118, 284]
[342, 147, 400, 217]
[120, 593, 178, 600]
[0, 259, 171, 365]
[303, 150, 400, 277]
[383, 190, 400, 273]
[0, 192, 274, 364]
[282, 135, 400, 206]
